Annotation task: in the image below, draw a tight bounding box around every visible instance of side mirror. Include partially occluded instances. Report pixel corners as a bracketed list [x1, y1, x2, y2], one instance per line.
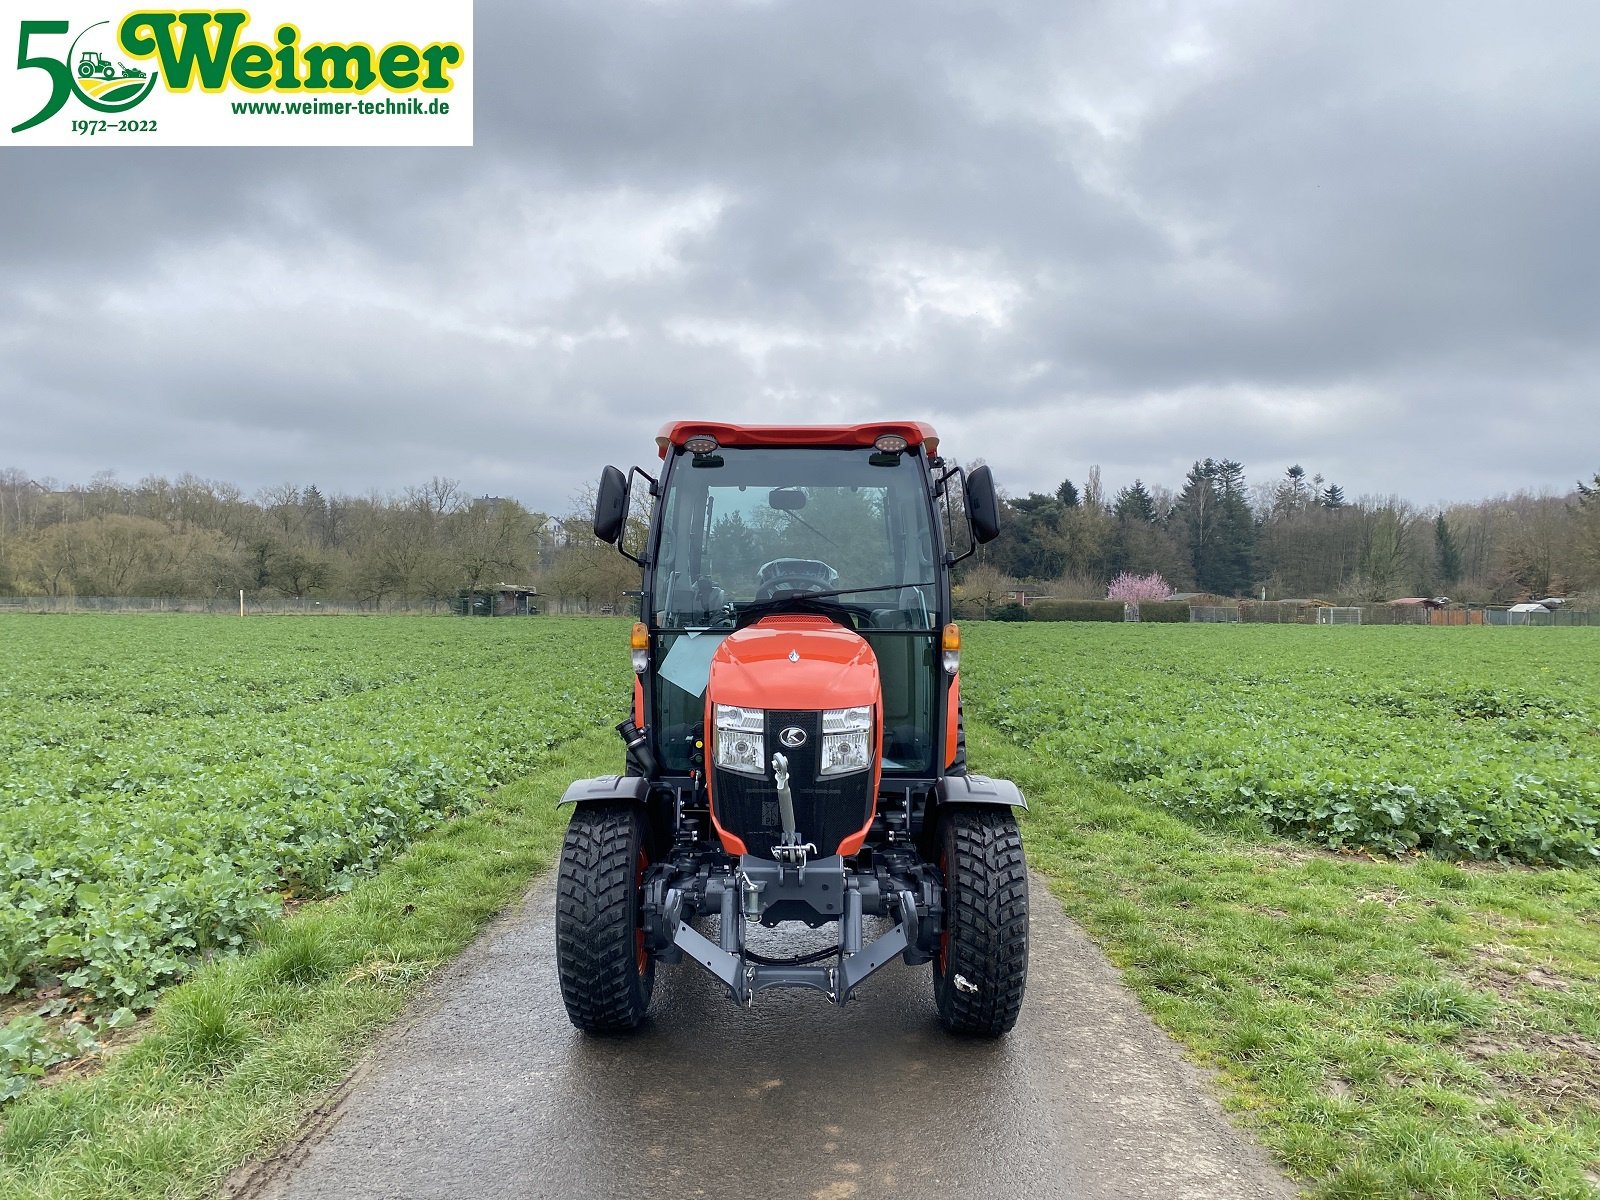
[594, 465, 629, 544]
[967, 465, 1000, 544]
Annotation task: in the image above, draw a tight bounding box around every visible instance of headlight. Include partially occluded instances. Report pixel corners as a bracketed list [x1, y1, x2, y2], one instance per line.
[713, 704, 764, 776]
[820, 706, 872, 776]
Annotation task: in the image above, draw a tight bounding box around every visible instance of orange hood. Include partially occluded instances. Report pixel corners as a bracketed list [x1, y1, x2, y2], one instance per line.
[705, 615, 879, 712]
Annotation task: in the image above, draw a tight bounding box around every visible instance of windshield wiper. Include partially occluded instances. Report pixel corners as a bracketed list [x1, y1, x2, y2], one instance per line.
[744, 580, 935, 607]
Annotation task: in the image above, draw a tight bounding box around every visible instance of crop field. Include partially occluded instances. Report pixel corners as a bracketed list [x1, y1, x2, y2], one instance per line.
[0, 614, 624, 1098]
[963, 623, 1600, 866]
[3, 615, 1600, 1197]
[4, 615, 1600, 1198]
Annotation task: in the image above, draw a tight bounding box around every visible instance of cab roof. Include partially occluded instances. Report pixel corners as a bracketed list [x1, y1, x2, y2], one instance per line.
[655, 421, 939, 460]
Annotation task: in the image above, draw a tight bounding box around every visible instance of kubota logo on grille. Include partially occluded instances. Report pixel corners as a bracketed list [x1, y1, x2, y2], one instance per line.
[778, 727, 807, 748]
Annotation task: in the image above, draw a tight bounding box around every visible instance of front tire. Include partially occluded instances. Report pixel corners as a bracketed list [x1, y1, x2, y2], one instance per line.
[556, 803, 654, 1032]
[933, 807, 1028, 1036]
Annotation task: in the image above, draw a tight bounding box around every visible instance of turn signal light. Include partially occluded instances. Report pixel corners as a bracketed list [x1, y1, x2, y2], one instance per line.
[942, 623, 960, 675]
[631, 622, 649, 673]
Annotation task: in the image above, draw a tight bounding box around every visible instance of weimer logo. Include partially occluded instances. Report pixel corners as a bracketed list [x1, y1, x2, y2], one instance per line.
[11, 19, 160, 131]
[3, 3, 473, 147]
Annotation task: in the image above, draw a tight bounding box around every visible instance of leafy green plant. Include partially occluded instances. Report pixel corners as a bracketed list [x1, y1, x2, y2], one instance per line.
[964, 624, 1600, 865]
[0, 615, 625, 1099]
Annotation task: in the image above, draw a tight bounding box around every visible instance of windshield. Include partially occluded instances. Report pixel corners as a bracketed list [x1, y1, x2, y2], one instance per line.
[651, 447, 938, 631]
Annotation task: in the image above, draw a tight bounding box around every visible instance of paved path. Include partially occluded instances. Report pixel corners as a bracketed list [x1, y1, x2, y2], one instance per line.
[234, 874, 1300, 1200]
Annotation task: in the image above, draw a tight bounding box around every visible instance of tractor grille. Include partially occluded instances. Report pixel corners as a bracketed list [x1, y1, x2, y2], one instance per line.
[712, 709, 873, 859]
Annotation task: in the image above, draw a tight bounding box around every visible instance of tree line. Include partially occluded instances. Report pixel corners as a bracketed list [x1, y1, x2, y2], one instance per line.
[2, 461, 1597, 611]
[967, 460, 1600, 609]
[0, 469, 635, 611]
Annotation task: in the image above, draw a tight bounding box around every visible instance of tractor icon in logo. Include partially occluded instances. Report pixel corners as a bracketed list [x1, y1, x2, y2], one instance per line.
[68, 23, 158, 109]
[77, 51, 146, 82]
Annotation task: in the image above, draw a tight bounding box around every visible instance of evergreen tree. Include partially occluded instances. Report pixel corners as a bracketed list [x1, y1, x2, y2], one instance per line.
[302, 484, 330, 548]
[1434, 513, 1462, 586]
[1320, 483, 1346, 509]
[1171, 460, 1256, 595]
[1211, 459, 1256, 595]
[1113, 480, 1158, 523]
[1272, 465, 1313, 516]
[1173, 460, 1220, 592]
[1056, 478, 1079, 508]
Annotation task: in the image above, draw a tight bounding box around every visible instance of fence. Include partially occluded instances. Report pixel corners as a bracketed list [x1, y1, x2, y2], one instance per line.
[1485, 608, 1599, 627]
[1316, 607, 1362, 625]
[0, 595, 452, 615]
[1357, 604, 1433, 626]
[0, 594, 623, 617]
[1189, 603, 1594, 628]
[1238, 601, 1337, 624]
[1543, 609, 1599, 626]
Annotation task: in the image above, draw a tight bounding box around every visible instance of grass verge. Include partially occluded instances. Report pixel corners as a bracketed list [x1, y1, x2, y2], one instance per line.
[981, 720, 1600, 1200]
[0, 727, 617, 1200]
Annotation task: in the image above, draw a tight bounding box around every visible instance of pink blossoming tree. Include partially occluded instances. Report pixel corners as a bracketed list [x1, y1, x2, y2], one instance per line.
[1106, 571, 1172, 603]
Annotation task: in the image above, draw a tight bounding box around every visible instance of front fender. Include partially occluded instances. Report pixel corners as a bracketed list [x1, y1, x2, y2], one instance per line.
[558, 775, 650, 807]
[933, 773, 1027, 810]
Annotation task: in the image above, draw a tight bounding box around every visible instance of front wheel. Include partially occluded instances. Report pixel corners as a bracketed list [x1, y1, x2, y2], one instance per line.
[933, 807, 1028, 1036]
[555, 803, 654, 1032]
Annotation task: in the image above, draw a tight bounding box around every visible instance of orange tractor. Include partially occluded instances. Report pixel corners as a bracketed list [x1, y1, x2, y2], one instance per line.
[556, 423, 1028, 1035]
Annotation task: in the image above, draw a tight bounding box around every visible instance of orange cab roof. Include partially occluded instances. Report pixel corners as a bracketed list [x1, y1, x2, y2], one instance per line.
[655, 421, 939, 460]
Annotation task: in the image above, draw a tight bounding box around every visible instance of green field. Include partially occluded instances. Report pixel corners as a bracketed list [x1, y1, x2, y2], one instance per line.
[964, 623, 1600, 864]
[3, 616, 1600, 1199]
[0, 615, 626, 1098]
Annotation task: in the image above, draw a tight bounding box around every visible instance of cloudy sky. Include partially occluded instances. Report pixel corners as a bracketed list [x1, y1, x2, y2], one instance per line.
[4, 0, 1598, 515]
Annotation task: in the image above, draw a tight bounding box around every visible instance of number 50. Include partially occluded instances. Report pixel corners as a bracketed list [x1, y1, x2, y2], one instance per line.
[12, 21, 71, 134]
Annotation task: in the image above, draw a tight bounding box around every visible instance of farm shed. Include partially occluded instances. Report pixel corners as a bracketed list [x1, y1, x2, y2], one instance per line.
[454, 584, 539, 617]
[1504, 602, 1551, 626]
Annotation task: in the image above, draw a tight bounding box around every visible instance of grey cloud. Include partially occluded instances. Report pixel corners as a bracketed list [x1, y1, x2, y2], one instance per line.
[4, 0, 1599, 512]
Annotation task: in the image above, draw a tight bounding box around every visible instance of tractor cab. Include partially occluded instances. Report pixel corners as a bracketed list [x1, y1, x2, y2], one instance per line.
[642, 432, 950, 778]
[556, 422, 1028, 1036]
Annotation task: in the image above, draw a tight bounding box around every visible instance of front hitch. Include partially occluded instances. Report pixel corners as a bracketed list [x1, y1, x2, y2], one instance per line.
[650, 856, 939, 1007]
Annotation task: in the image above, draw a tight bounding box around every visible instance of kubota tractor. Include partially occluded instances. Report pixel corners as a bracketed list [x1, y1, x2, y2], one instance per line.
[556, 422, 1028, 1036]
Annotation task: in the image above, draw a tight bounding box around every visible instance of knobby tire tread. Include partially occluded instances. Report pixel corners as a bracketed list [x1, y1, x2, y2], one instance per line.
[934, 808, 1028, 1036]
[555, 804, 653, 1032]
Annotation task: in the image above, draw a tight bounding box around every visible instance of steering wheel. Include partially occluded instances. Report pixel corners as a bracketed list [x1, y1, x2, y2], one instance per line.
[754, 574, 833, 601]
[753, 558, 838, 601]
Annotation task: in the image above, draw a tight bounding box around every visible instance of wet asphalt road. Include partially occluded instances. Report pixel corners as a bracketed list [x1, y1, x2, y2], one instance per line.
[236, 875, 1300, 1200]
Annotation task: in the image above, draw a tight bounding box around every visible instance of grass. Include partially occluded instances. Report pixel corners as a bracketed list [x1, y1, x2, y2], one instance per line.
[986, 722, 1600, 1200]
[0, 726, 617, 1200]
